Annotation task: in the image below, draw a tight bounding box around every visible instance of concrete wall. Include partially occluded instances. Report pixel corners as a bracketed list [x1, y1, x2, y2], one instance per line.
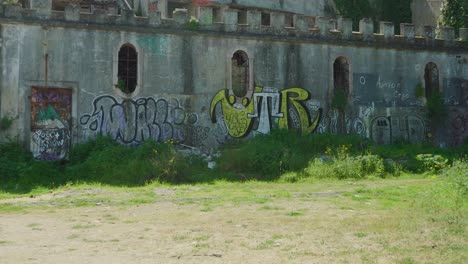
[0, 5, 467, 159]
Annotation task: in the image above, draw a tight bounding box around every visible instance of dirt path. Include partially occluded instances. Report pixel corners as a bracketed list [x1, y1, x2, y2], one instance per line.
[0, 180, 463, 263]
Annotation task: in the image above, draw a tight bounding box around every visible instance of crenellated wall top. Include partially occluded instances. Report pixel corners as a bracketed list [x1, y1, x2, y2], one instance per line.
[0, 4, 467, 51]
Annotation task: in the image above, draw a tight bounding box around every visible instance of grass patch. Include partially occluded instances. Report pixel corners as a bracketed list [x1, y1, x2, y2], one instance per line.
[287, 211, 303, 217]
[72, 224, 96, 229]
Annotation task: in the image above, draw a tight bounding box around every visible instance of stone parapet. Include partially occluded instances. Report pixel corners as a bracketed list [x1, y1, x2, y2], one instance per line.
[0, 6, 466, 50]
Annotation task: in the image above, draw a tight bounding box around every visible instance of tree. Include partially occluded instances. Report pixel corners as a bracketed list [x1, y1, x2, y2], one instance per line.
[438, 0, 468, 36]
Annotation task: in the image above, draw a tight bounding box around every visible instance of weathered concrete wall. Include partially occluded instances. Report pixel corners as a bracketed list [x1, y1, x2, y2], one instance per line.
[0, 5, 467, 158]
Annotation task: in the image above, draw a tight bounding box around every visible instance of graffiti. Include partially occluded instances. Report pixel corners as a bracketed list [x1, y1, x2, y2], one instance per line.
[443, 78, 468, 106]
[448, 108, 468, 146]
[371, 115, 425, 144]
[31, 129, 70, 160]
[137, 35, 170, 56]
[247, 92, 284, 134]
[376, 76, 401, 90]
[80, 95, 186, 144]
[210, 87, 321, 138]
[360, 105, 374, 118]
[329, 110, 338, 134]
[346, 118, 366, 137]
[30, 87, 72, 160]
[317, 117, 327, 134]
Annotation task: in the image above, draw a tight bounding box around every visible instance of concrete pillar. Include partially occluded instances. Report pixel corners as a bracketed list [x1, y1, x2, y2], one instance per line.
[148, 10, 161, 26]
[4, 4, 22, 18]
[359, 18, 374, 39]
[64, 5, 80, 22]
[173, 8, 188, 25]
[460, 28, 468, 41]
[223, 9, 238, 32]
[439, 26, 455, 41]
[380, 22, 394, 39]
[119, 9, 135, 25]
[337, 17, 352, 39]
[198, 7, 213, 25]
[295, 15, 309, 32]
[158, 0, 168, 19]
[424, 26, 436, 40]
[400, 23, 415, 40]
[247, 10, 261, 32]
[30, 0, 51, 17]
[317, 17, 330, 37]
[271, 12, 285, 31]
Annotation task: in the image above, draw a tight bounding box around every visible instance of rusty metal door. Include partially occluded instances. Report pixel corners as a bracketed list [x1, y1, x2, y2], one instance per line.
[30, 87, 72, 160]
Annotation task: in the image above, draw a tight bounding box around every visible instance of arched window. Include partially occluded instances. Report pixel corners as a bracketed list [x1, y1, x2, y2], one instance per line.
[333, 57, 350, 95]
[231, 50, 249, 98]
[424, 62, 439, 99]
[117, 44, 138, 94]
[331, 57, 350, 135]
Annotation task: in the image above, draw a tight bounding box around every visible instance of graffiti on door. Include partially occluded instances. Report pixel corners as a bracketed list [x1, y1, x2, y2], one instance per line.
[30, 87, 72, 160]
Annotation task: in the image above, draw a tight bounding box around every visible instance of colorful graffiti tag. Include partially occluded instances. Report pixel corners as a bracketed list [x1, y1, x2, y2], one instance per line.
[30, 87, 72, 160]
[210, 87, 321, 138]
[79, 95, 186, 144]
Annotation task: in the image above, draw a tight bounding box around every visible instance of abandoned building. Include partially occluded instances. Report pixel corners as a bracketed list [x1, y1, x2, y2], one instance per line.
[0, 0, 466, 160]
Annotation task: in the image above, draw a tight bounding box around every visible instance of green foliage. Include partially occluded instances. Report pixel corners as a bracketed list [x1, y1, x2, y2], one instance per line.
[114, 79, 130, 94]
[2, 0, 19, 5]
[186, 17, 200, 31]
[218, 130, 370, 181]
[334, 0, 412, 33]
[416, 154, 449, 173]
[421, 159, 468, 233]
[376, 0, 412, 33]
[331, 88, 348, 111]
[0, 115, 14, 131]
[0, 137, 209, 192]
[334, 0, 373, 30]
[0, 131, 466, 193]
[300, 146, 385, 180]
[426, 92, 448, 124]
[444, 159, 468, 195]
[414, 83, 424, 98]
[438, 0, 468, 36]
[0, 141, 31, 186]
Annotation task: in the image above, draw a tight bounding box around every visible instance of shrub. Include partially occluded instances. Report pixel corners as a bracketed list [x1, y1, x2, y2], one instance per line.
[416, 154, 449, 174]
[218, 130, 372, 181]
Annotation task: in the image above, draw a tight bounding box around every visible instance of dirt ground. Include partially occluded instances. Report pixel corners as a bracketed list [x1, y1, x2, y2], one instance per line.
[0, 180, 464, 263]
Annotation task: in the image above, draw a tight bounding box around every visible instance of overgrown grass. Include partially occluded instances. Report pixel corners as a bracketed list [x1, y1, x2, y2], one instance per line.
[218, 129, 467, 181]
[0, 136, 210, 193]
[0, 130, 466, 194]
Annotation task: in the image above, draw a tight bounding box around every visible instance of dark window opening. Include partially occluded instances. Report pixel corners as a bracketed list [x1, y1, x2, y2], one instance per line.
[424, 62, 439, 99]
[333, 57, 350, 94]
[117, 44, 138, 94]
[285, 14, 294, 27]
[238, 10, 247, 24]
[232, 51, 249, 98]
[261, 12, 271, 26]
